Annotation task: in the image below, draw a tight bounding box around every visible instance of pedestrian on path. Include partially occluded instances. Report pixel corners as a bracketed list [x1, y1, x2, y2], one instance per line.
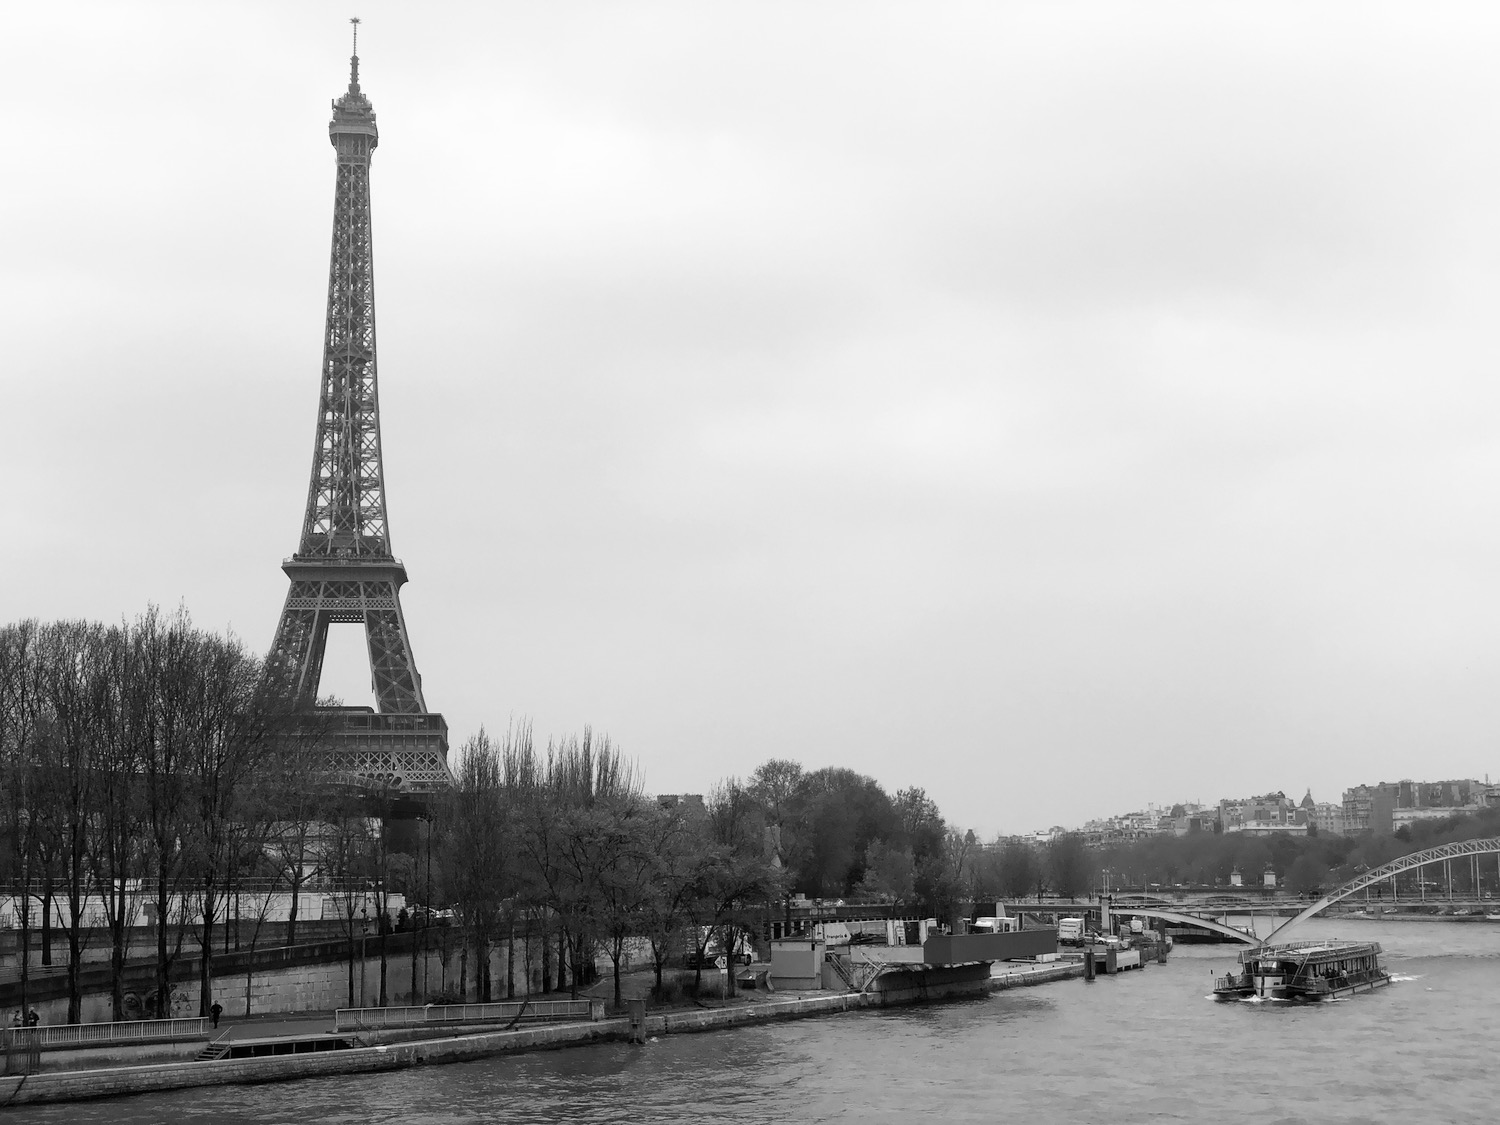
[210, 1002, 223, 1029]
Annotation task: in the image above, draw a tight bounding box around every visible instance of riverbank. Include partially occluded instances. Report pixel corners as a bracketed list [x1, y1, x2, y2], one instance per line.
[1338, 910, 1500, 923]
[0, 962, 1083, 1107]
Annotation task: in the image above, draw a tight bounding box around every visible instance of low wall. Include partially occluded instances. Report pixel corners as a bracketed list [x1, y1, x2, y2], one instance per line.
[0, 920, 352, 977]
[28, 1041, 203, 1074]
[9, 933, 560, 1025]
[652, 993, 860, 1034]
[769, 975, 820, 991]
[15, 944, 452, 1027]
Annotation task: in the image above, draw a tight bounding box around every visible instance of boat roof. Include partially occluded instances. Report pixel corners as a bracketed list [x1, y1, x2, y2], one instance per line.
[1238, 940, 1382, 965]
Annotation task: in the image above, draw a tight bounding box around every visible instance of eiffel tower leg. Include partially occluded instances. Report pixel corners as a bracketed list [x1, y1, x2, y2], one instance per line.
[363, 580, 426, 713]
[269, 584, 331, 708]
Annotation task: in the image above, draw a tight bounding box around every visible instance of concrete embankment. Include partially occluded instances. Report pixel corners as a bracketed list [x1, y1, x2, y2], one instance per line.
[0, 968, 1078, 1108]
[989, 961, 1084, 989]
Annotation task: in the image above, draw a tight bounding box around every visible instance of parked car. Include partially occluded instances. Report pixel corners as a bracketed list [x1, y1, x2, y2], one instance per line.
[409, 905, 455, 927]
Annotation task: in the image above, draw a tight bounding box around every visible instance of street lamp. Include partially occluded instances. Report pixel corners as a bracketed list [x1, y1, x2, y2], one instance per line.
[359, 903, 370, 1008]
[423, 815, 432, 999]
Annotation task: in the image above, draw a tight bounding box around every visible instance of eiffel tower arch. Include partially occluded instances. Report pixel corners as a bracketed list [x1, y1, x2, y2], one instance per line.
[267, 33, 453, 794]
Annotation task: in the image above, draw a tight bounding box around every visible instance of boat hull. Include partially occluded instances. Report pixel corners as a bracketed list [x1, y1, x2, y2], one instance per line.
[1213, 939, 1390, 1002]
[1215, 972, 1392, 1001]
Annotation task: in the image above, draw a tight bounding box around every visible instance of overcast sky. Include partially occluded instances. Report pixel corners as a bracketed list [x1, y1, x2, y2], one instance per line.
[4, 2, 1500, 835]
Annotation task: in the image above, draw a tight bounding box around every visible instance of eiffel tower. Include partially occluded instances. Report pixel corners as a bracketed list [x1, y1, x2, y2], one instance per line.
[268, 24, 452, 793]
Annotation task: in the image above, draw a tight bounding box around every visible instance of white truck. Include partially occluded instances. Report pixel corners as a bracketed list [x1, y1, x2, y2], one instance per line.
[1057, 917, 1087, 945]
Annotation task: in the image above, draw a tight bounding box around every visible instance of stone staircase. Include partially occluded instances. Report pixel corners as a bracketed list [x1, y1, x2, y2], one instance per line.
[193, 1037, 230, 1062]
[827, 951, 887, 993]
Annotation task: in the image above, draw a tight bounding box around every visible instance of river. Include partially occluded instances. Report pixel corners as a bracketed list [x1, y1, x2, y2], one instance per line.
[7, 916, 1498, 1124]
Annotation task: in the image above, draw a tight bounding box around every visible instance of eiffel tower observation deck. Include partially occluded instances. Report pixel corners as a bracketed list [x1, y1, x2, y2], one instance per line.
[267, 24, 453, 794]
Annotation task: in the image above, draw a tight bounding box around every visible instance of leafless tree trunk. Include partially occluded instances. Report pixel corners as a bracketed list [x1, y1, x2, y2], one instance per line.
[0, 622, 44, 1022]
[95, 619, 147, 1021]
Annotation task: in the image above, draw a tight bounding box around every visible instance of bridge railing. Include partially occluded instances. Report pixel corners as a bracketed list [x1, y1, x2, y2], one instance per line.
[334, 999, 599, 1032]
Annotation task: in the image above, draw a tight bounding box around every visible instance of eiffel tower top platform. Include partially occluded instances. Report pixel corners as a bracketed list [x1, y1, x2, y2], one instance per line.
[267, 27, 452, 795]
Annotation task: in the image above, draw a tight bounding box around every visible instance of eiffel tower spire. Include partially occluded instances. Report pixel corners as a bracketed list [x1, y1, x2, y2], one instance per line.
[267, 31, 451, 793]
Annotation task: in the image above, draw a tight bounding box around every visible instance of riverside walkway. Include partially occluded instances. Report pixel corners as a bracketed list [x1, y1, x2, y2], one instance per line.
[0, 963, 1083, 1107]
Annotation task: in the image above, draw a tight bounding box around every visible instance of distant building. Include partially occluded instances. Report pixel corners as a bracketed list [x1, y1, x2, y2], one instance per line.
[1220, 791, 1296, 833]
[1312, 802, 1345, 836]
[1391, 806, 1471, 829]
[1343, 778, 1483, 835]
[1170, 813, 1214, 836]
[1343, 783, 1397, 835]
[1240, 822, 1308, 838]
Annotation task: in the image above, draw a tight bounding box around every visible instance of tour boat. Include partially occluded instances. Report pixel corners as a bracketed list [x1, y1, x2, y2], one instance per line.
[1214, 940, 1391, 1001]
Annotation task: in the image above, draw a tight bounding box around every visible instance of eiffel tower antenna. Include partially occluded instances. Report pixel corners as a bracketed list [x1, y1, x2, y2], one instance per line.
[267, 32, 453, 794]
[349, 17, 361, 88]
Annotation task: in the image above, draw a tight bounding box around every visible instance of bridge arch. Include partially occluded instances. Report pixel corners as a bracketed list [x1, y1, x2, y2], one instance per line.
[1106, 905, 1259, 945]
[1262, 836, 1500, 945]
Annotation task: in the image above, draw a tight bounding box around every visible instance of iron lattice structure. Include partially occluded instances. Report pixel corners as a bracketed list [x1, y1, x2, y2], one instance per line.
[268, 43, 453, 793]
[1264, 836, 1500, 944]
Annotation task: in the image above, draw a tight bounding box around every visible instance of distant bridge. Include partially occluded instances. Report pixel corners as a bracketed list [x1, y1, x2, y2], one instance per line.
[1263, 837, 1500, 944]
[1103, 905, 1259, 946]
[1003, 898, 1264, 945]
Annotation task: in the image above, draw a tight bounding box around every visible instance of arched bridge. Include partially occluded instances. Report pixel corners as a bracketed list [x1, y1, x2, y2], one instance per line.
[1263, 836, 1500, 944]
[1105, 905, 1259, 946]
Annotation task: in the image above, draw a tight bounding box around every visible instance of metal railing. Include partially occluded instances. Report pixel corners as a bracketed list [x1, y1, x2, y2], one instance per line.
[335, 999, 597, 1032]
[825, 952, 858, 992]
[1, 1017, 209, 1050]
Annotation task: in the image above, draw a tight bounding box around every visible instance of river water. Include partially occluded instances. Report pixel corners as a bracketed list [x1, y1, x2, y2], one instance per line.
[8, 917, 1498, 1124]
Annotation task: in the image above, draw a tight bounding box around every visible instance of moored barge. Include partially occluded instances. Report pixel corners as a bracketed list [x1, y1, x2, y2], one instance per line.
[1214, 940, 1391, 1001]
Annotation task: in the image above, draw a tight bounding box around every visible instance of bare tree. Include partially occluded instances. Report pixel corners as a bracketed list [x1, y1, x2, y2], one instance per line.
[857, 839, 916, 911]
[0, 621, 45, 1019]
[263, 729, 331, 950]
[684, 780, 775, 997]
[91, 618, 149, 1020]
[37, 620, 105, 1023]
[140, 608, 205, 1017]
[318, 793, 377, 1007]
[442, 727, 517, 1003]
[183, 632, 283, 1018]
[509, 728, 635, 997]
[593, 798, 657, 1009]
[640, 801, 701, 996]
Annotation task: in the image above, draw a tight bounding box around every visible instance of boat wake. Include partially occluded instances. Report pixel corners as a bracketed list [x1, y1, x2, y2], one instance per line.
[1389, 973, 1422, 982]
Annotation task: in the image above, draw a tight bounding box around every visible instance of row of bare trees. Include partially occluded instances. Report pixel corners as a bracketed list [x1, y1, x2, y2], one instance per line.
[435, 725, 783, 1009]
[0, 609, 322, 1021]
